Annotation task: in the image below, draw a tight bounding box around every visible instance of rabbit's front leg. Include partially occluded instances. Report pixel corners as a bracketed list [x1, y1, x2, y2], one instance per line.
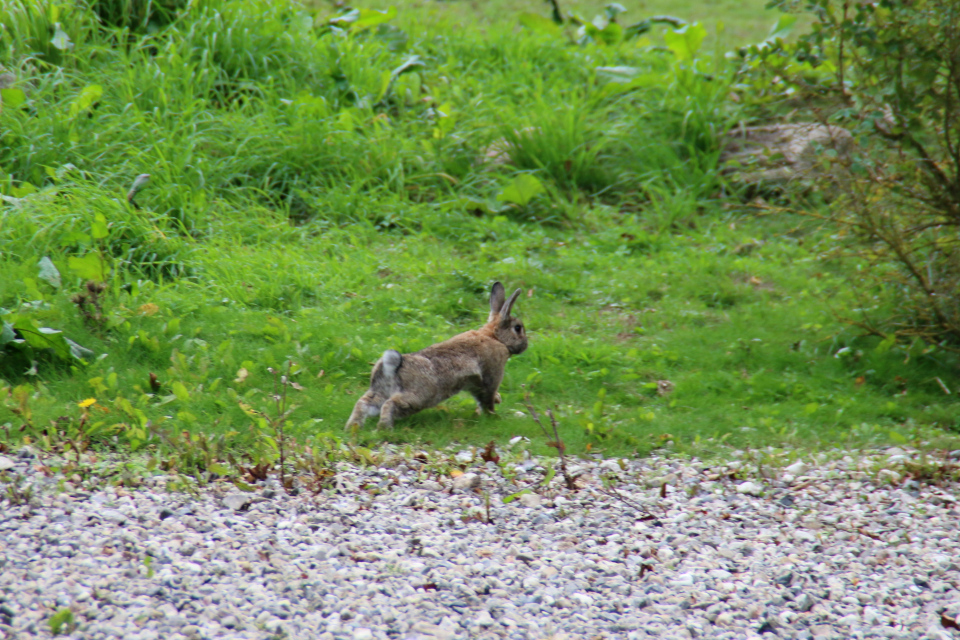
[476, 367, 505, 414]
[473, 377, 502, 414]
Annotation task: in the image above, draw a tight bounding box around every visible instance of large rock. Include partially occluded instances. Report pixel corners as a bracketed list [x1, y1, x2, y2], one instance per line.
[720, 123, 853, 189]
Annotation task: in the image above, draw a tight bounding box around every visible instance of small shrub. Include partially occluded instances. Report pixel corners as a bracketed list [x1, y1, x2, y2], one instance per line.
[756, 0, 960, 351]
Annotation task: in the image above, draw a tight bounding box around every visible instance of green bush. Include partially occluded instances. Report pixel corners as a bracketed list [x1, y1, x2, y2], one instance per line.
[756, 0, 960, 351]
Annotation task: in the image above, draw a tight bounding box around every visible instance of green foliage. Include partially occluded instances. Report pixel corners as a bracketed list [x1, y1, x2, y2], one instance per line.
[0, 0, 957, 471]
[746, 0, 960, 351]
[48, 608, 75, 635]
[1, 313, 92, 375]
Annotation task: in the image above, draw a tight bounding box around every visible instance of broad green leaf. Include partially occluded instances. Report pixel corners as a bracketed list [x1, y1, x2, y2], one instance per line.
[541, 466, 557, 486]
[332, 7, 396, 31]
[595, 66, 642, 82]
[597, 21, 623, 46]
[0, 322, 15, 346]
[664, 23, 707, 61]
[604, 3, 627, 21]
[208, 462, 231, 476]
[354, 6, 397, 30]
[375, 24, 408, 52]
[497, 174, 545, 206]
[12, 318, 74, 361]
[519, 12, 562, 36]
[66, 337, 93, 360]
[11, 182, 37, 198]
[60, 229, 92, 246]
[0, 88, 26, 109]
[888, 430, 907, 444]
[580, 22, 601, 44]
[172, 381, 190, 402]
[68, 252, 108, 282]
[766, 14, 797, 41]
[22, 277, 43, 301]
[390, 55, 424, 80]
[37, 257, 61, 289]
[501, 490, 530, 504]
[233, 480, 255, 492]
[91, 212, 109, 240]
[48, 608, 74, 635]
[79, 85, 103, 110]
[458, 196, 493, 215]
[875, 335, 896, 354]
[69, 85, 103, 118]
[329, 8, 359, 24]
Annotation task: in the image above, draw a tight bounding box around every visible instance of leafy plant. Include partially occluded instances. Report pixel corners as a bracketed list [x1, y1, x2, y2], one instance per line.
[239, 361, 300, 492]
[2, 472, 35, 508]
[524, 394, 577, 490]
[755, 0, 960, 351]
[48, 608, 75, 635]
[1, 314, 93, 375]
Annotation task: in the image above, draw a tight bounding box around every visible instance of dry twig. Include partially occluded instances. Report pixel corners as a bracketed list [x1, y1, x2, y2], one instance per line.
[524, 394, 576, 490]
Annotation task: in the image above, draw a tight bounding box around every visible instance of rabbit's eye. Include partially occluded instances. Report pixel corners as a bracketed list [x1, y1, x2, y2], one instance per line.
[514, 324, 523, 333]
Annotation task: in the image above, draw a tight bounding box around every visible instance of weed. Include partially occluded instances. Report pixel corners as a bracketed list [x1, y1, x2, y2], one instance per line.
[72, 281, 108, 330]
[524, 394, 576, 490]
[1, 472, 34, 508]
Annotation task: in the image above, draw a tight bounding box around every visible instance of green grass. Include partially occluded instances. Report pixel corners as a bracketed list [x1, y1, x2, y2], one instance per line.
[1, 0, 957, 470]
[348, 0, 782, 46]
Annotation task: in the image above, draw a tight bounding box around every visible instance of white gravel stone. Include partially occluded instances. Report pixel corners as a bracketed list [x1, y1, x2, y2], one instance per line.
[0, 448, 957, 640]
[784, 461, 808, 476]
[222, 493, 249, 510]
[452, 473, 480, 491]
[736, 480, 763, 496]
[519, 493, 542, 508]
[0, 455, 14, 471]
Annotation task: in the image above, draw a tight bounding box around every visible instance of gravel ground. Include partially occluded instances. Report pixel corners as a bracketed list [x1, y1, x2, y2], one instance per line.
[2, 445, 960, 640]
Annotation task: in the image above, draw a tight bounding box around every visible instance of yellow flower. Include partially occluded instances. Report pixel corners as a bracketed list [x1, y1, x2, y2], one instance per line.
[78, 398, 97, 408]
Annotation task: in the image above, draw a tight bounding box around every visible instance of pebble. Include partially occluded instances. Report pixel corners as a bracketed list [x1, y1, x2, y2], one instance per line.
[518, 493, 541, 508]
[452, 473, 480, 491]
[0, 448, 957, 640]
[784, 461, 808, 476]
[736, 480, 763, 496]
[222, 493, 249, 510]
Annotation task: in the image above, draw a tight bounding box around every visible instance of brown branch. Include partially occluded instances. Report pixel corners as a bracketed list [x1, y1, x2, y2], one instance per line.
[597, 484, 660, 519]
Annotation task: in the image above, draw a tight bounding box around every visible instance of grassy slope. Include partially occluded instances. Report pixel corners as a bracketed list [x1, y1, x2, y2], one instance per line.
[0, 0, 957, 464]
[349, 0, 782, 44]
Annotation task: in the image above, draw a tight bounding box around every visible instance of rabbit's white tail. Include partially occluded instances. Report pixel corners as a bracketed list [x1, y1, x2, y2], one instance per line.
[381, 349, 403, 379]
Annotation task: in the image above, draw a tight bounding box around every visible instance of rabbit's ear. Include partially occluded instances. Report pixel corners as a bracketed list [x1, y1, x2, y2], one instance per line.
[489, 282, 506, 322]
[499, 288, 522, 321]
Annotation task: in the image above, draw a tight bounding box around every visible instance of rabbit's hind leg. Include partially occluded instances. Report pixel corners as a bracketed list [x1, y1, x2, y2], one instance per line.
[345, 392, 382, 429]
[378, 393, 421, 429]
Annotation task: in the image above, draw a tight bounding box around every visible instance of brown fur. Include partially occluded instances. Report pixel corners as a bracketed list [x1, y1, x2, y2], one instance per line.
[346, 282, 528, 429]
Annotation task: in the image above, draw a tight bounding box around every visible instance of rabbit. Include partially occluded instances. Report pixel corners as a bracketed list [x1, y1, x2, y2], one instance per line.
[346, 281, 528, 430]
